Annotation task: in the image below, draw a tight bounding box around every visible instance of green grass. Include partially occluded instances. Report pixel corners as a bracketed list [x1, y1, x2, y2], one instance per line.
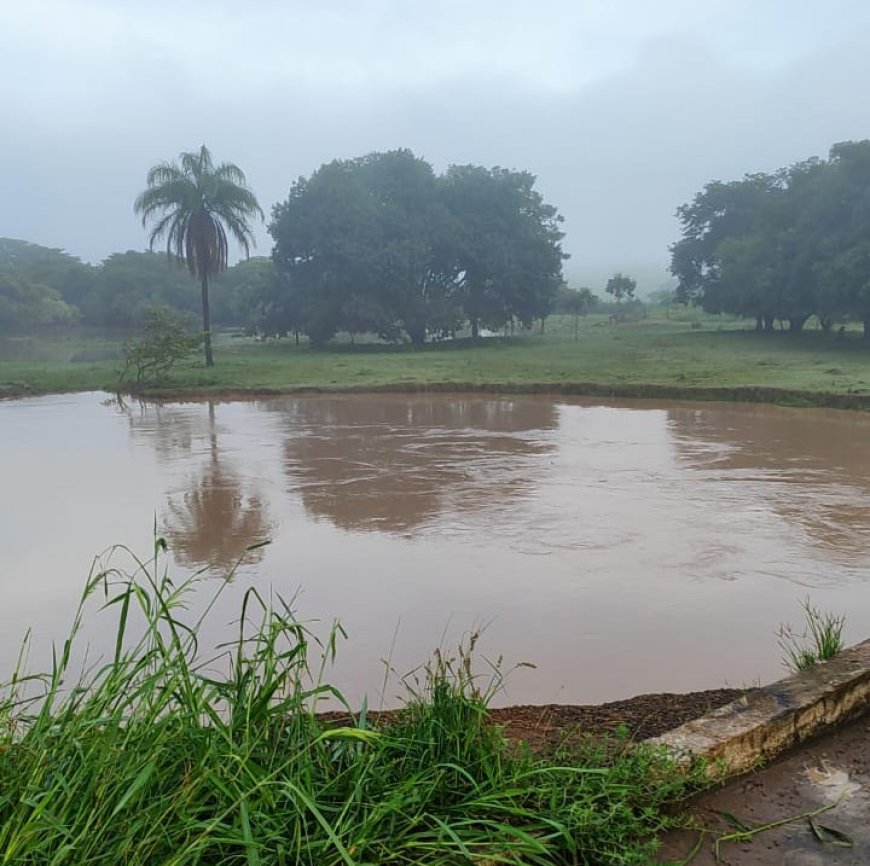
[0, 540, 702, 864]
[778, 598, 847, 672]
[4, 314, 870, 405]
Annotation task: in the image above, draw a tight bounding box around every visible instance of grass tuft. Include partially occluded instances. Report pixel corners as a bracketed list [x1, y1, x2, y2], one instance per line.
[778, 598, 846, 672]
[0, 540, 703, 864]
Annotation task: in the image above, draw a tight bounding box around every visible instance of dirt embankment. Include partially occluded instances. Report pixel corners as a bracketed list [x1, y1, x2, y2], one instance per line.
[322, 687, 750, 751]
[129, 381, 870, 411]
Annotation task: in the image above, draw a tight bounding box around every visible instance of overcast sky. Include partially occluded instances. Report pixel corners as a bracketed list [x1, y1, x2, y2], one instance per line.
[2, 0, 870, 288]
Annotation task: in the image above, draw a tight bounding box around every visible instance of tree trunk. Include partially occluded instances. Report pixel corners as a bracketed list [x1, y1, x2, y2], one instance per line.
[574, 313, 579, 342]
[407, 323, 426, 346]
[471, 318, 479, 339]
[788, 314, 810, 333]
[201, 273, 214, 367]
[539, 317, 545, 334]
[294, 329, 300, 346]
[819, 315, 832, 334]
[755, 315, 763, 332]
[763, 315, 775, 333]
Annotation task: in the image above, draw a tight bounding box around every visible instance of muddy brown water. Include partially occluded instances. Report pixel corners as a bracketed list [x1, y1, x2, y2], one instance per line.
[2, 392, 870, 708]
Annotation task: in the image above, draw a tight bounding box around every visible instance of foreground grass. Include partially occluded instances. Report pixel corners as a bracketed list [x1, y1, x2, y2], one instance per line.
[0, 541, 700, 865]
[4, 315, 870, 403]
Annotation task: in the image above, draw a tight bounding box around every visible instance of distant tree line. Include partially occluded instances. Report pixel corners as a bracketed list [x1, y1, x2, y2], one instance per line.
[671, 140, 870, 336]
[16, 137, 870, 345]
[1, 150, 567, 346]
[0, 238, 263, 332]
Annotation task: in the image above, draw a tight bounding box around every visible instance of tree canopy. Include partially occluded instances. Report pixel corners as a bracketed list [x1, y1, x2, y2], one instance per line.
[83, 251, 199, 327]
[269, 150, 567, 345]
[0, 272, 78, 331]
[0, 238, 276, 332]
[671, 140, 870, 335]
[605, 273, 636, 306]
[0, 239, 94, 330]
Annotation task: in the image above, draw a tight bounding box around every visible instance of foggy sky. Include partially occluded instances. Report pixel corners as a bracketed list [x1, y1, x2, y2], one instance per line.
[2, 0, 870, 289]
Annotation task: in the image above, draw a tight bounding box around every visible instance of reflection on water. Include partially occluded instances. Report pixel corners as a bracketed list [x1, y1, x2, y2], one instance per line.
[2, 392, 870, 707]
[121, 399, 272, 571]
[165, 459, 270, 571]
[275, 397, 558, 533]
[669, 406, 870, 558]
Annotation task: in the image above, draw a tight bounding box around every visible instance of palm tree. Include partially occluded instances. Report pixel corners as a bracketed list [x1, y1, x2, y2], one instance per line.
[134, 145, 264, 366]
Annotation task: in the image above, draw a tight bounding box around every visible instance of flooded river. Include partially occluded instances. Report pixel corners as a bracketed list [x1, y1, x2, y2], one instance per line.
[2, 392, 870, 706]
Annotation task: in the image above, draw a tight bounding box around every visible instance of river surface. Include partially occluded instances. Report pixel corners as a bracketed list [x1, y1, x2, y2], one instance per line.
[2, 392, 870, 707]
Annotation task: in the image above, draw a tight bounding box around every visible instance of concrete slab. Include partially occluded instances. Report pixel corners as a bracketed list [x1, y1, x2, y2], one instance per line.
[648, 640, 870, 777]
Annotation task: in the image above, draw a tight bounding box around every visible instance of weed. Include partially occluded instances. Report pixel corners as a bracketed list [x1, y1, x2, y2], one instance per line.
[778, 598, 846, 672]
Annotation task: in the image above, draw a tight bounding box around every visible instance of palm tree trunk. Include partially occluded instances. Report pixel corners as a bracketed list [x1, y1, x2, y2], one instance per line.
[201, 273, 214, 367]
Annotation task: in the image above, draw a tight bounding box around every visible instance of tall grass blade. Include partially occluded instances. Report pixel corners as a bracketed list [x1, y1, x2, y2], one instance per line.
[0, 539, 704, 865]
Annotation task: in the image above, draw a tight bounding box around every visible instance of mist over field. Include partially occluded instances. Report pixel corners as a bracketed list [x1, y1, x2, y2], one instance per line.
[2, 1, 870, 292]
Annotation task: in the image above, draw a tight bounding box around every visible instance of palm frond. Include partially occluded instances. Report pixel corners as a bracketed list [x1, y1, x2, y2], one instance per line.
[145, 163, 187, 188]
[143, 211, 180, 251]
[213, 161, 249, 188]
[133, 145, 263, 279]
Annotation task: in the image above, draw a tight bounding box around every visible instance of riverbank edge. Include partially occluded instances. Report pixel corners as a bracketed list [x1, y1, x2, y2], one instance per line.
[647, 638, 870, 777]
[5, 379, 870, 411]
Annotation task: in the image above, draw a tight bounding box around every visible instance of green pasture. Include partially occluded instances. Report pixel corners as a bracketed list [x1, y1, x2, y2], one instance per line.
[3, 313, 870, 403]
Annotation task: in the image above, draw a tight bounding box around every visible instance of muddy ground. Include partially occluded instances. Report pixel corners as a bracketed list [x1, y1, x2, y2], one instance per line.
[488, 688, 748, 750]
[658, 714, 870, 864]
[323, 687, 748, 749]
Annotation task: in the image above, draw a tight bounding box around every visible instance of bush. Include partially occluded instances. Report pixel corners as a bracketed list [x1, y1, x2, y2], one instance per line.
[119, 309, 201, 386]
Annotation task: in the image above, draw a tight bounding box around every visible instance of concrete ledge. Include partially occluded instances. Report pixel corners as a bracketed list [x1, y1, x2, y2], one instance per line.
[647, 639, 870, 777]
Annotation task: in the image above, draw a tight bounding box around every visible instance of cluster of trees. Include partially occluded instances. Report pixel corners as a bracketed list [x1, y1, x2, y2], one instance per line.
[11, 138, 870, 356]
[265, 150, 567, 345]
[3, 148, 567, 357]
[0, 238, 88, 330]
[0, 239, 262, 332]
[671, 140, 870, 336]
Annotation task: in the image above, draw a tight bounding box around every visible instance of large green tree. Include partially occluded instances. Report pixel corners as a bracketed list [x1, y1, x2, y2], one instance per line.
[270, 150, 460, 345]
[271, 154, 406, 345]
[134, 145, 263, 366]
[671, 141, 870, 336]
[812, 142, 870, 337]
[670, 172, 785, 328]
[441, 165, 566, 337]
[270, 151, 566, 345]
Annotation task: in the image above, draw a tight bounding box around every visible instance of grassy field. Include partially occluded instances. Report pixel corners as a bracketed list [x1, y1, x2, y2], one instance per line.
[3, 313, 870, 404]
[0, 543, 702, 864]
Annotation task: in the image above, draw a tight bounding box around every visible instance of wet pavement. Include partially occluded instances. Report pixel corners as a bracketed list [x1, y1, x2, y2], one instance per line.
[659, 715, 870, 865]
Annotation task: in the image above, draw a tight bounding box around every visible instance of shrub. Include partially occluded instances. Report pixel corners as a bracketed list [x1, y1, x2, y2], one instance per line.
[119, 309, 201, 386]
